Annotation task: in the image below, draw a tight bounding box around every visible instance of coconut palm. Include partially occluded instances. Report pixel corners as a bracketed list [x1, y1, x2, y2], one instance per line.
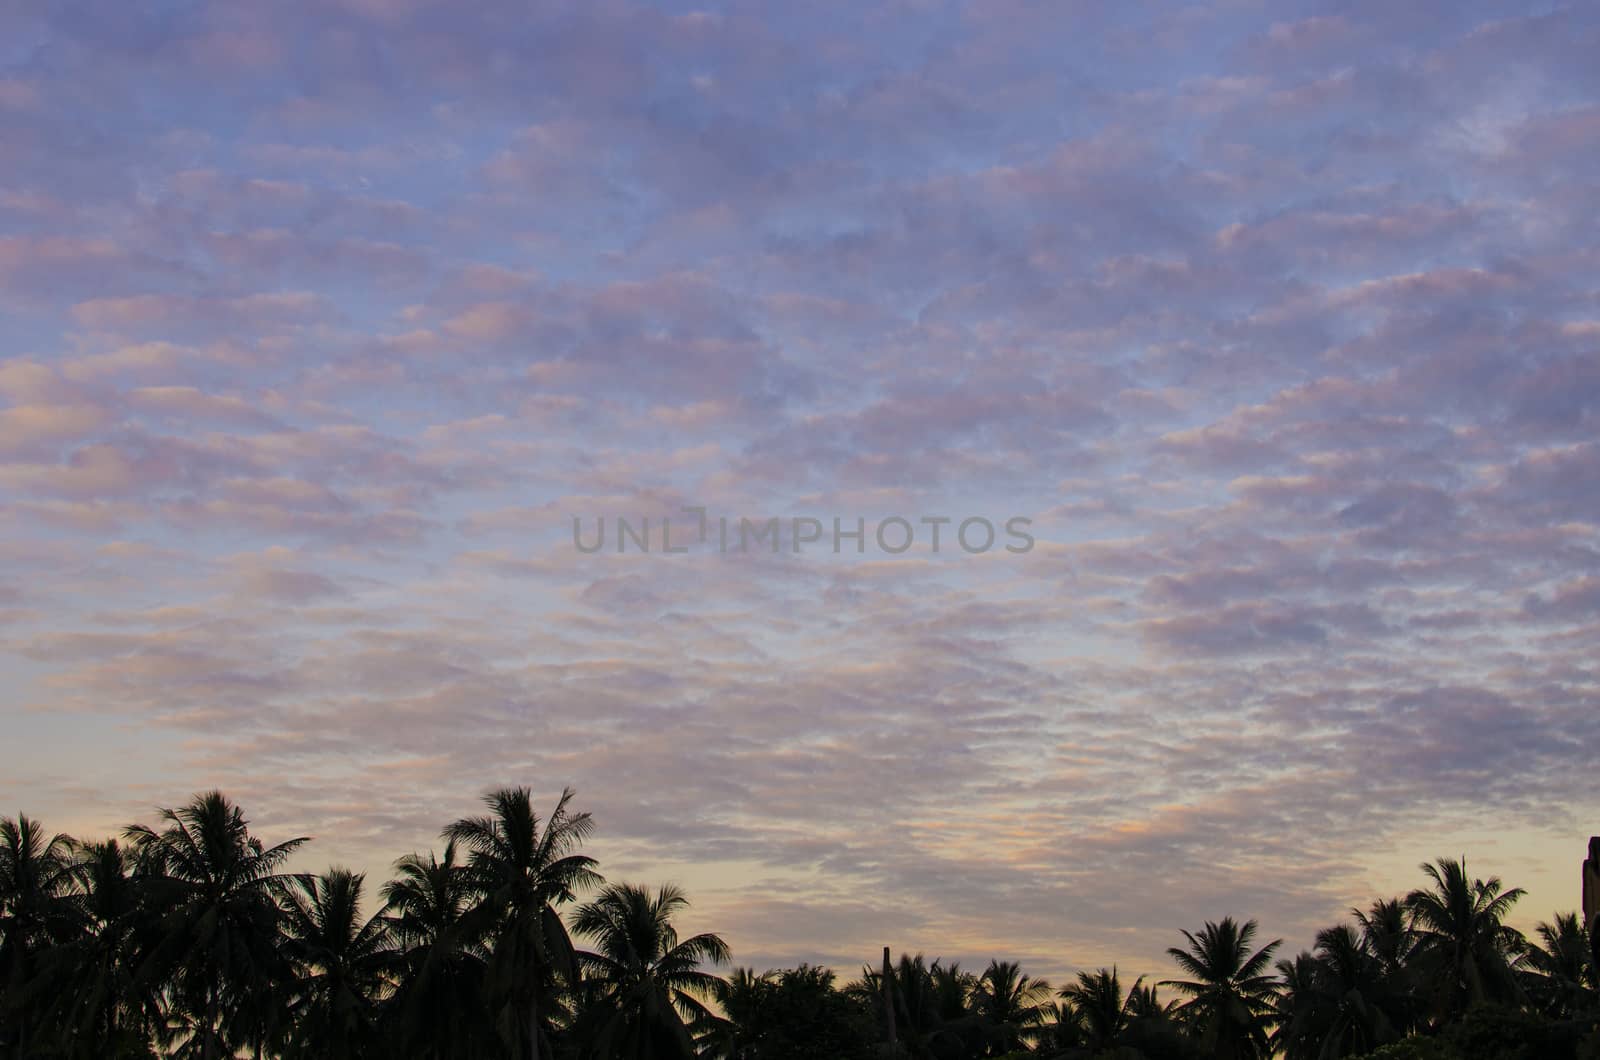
[1125, 978, 1170, 1020]
[1160, 916, 1281, 1060]
[712, 967, 774, 1057]
[1351, 898, 1424, 1037]
[841, 964, 904, 1051]
[1354, 899, 1415, 978]
[280, 869, 393, 1059]
[1521, 912, 1595, 1020]
[1271, 952, 1327, 1060]
[123, 792, 308, 1060]
[382, 841, 496, 1059]
[868, 954, 972, 1059]
[1404, 857, 1526, 1023]
[35, 838, 161, 1057]
[712, 964, 876, 1060]
[1060, 966, 1139, 1054]
[969, 959, 1051, 1055]
[1037, 1000, 1088, 1055]
[0, 814, 80, 1056]
[445, 786, 599, 1060]
[571, 882, 730, 1059]
[1278, 923, 1401, 1059]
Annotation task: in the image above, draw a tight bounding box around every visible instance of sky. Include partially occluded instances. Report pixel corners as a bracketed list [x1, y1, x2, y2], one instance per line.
[2, 0, 1599, 984]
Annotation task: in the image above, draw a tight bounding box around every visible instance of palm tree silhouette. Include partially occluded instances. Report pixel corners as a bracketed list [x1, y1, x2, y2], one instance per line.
[1404, 856, 1525, 1023]
[381, 841, 495, 1059]
[8, 789, 1595, 1059]
[1059, 966, 1138, 1054]
[1271, 951, 1326, 1060]
[123, 793, 308, 1060]
[0, 814, 79, 1055]
[969, 958, 1051, 1054]
[444, 786, 599, 1060]
[280, 869, 392, 1059]
[1160, 916, 1280, 1060]
[1273, 922, 1402, 1059]
[712, 963, 875, 1060]
[871, 953, 972, 1058]
[711, 966, 772, 1057]
[40, 838, 158, 1057]
[1520, 911, 1594, 1021]
[572, 881, 730, 1059]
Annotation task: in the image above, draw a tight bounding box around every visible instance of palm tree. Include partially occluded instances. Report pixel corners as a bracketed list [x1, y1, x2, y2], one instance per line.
[868, 954, 970, 1059]
[280, 869, 393, 1058]
[38, 838, 159, 1058]
[713, 964, 875, 1060]
[928, 960, 975, 1028]
[445, 786, 599, 1060]
[1124, 978, 1169, 1020]
[1277, 923, 1400, 1059]
[1271, 952, 1326, 1060]
[1354, 899, 1415, 979]
[0, 814, 81, 1057]
[1352, 897, 1421, 1035]
[124, 792, 308, 1060]
[381, 841, 495, 1060]
[1037, 1000, 1087, 1055]
[1160, 916, 1281, 1060]
[1060, 966, 1138, 1054]
[969, 959, 1051, 1055]
[1521, 912, 1595, 1021]
[571, 882, 730, 1059]
[713, 967, 774, 1058]
[1404, 857, 1525, 1023]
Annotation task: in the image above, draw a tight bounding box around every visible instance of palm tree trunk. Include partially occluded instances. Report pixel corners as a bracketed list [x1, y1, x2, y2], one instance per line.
[882, 946, 897, 1050]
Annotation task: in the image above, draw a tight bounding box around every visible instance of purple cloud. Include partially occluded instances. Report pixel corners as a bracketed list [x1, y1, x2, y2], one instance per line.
[3, 0, 1600, 986]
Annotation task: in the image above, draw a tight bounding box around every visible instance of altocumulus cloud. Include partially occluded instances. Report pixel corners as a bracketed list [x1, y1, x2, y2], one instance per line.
[1, 0, 1599, 981]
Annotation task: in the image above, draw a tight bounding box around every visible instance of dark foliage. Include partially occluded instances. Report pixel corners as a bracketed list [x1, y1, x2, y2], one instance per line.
[2, 795, 1595, 1059]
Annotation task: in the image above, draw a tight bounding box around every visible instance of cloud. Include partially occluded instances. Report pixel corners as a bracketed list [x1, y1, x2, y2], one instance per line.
[3, 0, 1600, 987]
[0, 402, 110, 458]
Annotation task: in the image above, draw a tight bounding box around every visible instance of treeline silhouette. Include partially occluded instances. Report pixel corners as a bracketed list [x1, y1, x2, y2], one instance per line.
[1, 788, 1596, 1059]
